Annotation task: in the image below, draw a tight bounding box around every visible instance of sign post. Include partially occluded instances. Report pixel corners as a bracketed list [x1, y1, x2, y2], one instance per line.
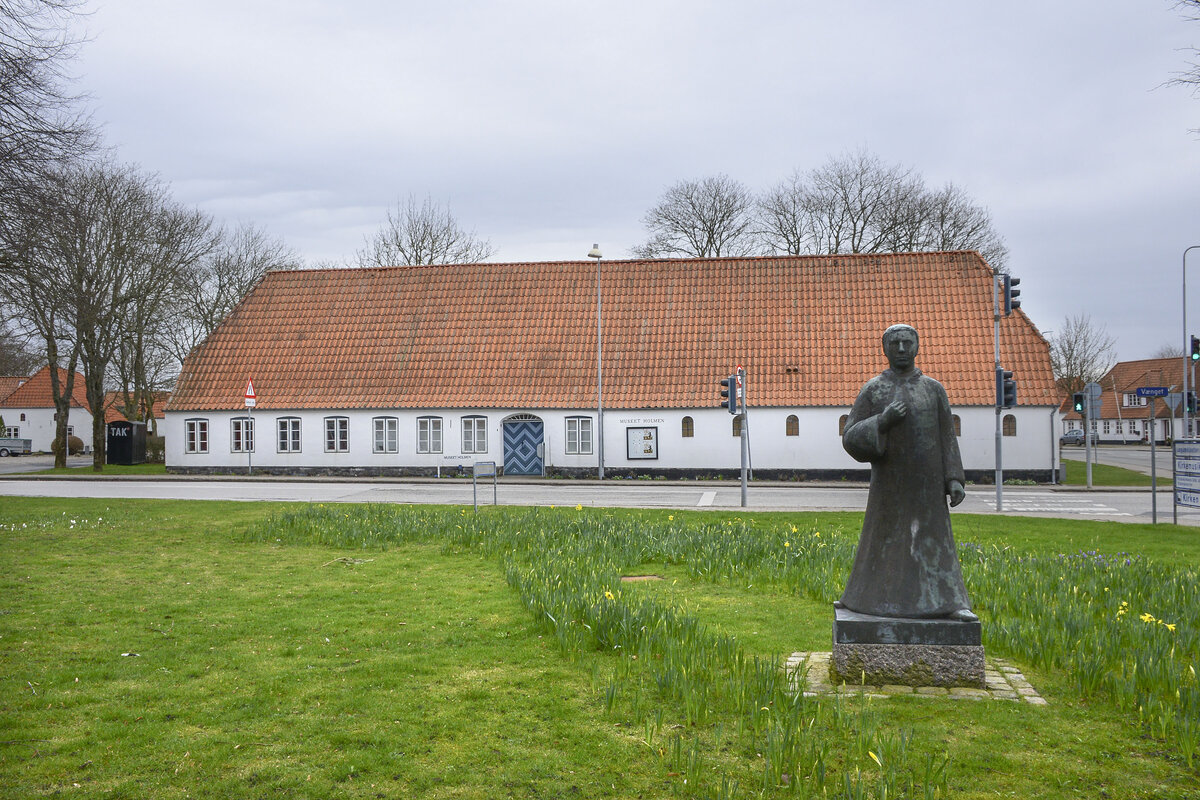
[244, 380, 256, 476]
[1137, 387, 1168, 523]
[1174, 439, 1200, 524]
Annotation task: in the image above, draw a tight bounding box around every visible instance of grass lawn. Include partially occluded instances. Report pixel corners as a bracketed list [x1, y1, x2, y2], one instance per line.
[1061, 456, 1171, 487]
[2, 499, 1197, 798]
[29, 462, 168, 476]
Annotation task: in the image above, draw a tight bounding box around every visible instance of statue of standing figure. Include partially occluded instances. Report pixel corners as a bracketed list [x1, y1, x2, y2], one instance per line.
[838, 325, 977, 622]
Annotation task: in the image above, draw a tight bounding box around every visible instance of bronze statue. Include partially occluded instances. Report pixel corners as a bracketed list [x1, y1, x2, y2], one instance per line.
[838, 325, 977, 621]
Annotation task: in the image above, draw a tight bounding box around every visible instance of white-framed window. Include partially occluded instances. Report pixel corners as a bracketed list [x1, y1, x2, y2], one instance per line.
[185, 419, 209, 454]
[1103, 420, 1111, 434]
[231, 417, 254, 453]
[461, 415, 487, 454]
[373, 417, 399, 453]
[1090, 419, 1098, 433]
[1129, 421, 1139, 434]
[417, 416, 443, 454]
[324, 416, 349, 453]
[66, 425, 74, 437]
[1123, 393, 1147, 408]
[1115, 420, 1123, 434]
[565, 416, 593, 455]
[4, 426, 18, 438]
[277, 417, 302, 453]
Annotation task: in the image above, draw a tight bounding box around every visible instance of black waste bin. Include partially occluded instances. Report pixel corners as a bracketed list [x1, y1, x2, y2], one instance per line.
[107, 421, 147, 465]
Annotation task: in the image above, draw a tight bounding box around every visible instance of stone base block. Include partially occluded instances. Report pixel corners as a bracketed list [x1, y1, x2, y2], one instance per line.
[831, 642, 985, 688]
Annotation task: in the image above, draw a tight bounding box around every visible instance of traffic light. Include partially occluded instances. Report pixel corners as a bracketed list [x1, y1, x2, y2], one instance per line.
[1189, 392, 1198, 414]
[1072, 392, 1085, 414]
[996, 367, 1016, 408]
[1002, 274, 1021, 316]
[1191, 336, 1199, 362]
[719, 375, 737, 414]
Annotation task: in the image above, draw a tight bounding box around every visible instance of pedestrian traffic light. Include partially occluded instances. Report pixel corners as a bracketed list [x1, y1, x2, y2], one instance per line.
[996, 367, 1016, 408]
[719, 375, 737, 414]
[1189, 392, 1198, 414]
[1072, 392, 1085, 414]
[1002, 275, 1021, 316]
[1191, 335, 1199, 362]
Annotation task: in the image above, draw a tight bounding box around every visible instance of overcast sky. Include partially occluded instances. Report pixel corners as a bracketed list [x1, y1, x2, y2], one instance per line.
[72, 1, 1199, 362]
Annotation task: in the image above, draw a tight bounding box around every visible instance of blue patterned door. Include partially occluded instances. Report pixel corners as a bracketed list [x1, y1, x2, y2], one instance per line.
[503, 419, 544, 475]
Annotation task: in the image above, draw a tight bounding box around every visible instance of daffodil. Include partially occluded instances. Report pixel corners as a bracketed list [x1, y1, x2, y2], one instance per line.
[784, 541, 790, 548]
[604, 590, 614, 601]
[1140, 612, 1156, 623]
[575, 504, 583, 511]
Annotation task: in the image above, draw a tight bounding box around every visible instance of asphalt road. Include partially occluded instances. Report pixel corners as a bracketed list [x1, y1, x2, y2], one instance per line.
[1061, 444, 1175, 478]
[1, 476, 1195, 526]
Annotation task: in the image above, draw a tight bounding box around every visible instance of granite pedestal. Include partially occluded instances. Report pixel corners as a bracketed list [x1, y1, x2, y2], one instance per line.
[831, 607, 984, 688]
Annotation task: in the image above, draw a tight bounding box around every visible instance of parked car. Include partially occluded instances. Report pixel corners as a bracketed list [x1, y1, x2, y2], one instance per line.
[1059, 429, 1095, 446]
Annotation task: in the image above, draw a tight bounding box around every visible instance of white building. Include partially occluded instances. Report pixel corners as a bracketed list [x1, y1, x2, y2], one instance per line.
[165, 252, 1061, 481]
[0, 366, 96, 452]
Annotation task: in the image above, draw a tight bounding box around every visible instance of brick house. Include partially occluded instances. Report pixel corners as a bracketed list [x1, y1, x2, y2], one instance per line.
[1061, 357, 1193, 444]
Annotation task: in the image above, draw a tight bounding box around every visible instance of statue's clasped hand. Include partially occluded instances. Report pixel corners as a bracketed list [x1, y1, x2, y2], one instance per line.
[879, 400, 908, 431]
[947, 479, 965, 507]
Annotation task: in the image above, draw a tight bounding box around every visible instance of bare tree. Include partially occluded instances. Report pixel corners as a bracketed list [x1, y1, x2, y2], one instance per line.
[1049, 314, 1117, 396]
[1152, 343, 1186, 359]
[111, 202, 216, 432]
[0, 319, 42, 375]
[756, 150, 1009, 271]
[633, 174, 759, 258]
[21, 160, 218, 470]
[0, 0, 95, 189]
[0, 170, 82, 466]
[163, 222, 295, 368]
[1170, 0, 1200, 89]
[357, 195, 494, 267]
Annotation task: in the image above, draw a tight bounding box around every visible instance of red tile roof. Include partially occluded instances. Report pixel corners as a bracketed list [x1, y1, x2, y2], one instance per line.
[103, 391, 171, 424]
[1063, 357, 1191, 420]
[0, 376, 27, 403]
[0, 366, 89, 409]
[167, 252, 1057, 412]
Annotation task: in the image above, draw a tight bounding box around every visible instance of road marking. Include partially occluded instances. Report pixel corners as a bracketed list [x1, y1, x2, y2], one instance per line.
[697, 491, 716, 507]
[978, 497, 1128, 515]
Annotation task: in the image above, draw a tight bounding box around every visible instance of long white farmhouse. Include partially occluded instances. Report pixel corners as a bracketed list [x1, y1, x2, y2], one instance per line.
[165, 252, 1061, 481]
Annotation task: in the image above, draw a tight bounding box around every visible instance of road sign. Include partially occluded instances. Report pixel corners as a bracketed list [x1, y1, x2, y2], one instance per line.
[1137, 386, 1168, 397]
[1085, 382, 1102, 401]
[1174, 439, 1200, 510]
[1166, 392, 1183, 412]
[244, 380, 257, 408]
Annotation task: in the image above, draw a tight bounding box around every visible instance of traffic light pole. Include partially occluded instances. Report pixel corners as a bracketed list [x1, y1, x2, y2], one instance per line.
[993, 275, 1004, 512]
[739, 368, 748, 508]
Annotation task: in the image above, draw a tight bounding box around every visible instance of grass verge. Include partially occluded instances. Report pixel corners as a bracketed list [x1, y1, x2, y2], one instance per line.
[1061, 456, 1171, 486]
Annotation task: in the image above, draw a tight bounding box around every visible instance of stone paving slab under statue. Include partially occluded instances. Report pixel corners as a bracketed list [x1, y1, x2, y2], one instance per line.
[787, 651, 1048, 705]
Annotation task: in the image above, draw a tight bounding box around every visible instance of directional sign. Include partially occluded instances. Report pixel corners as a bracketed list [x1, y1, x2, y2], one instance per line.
[1174, 440, 1200, 509]
[1176, 490, 1200, 508]
[1137, 386, 1168, 397]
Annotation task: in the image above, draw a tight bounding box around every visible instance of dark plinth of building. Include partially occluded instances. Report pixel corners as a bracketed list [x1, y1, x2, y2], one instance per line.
[831, 607, 985, 688]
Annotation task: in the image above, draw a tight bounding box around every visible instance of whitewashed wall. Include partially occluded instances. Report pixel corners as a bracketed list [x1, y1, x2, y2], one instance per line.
[0, 406, 95, 452]
[166, 405, 1059, 474]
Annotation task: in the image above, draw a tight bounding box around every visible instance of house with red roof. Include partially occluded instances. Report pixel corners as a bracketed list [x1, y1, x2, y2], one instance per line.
[0, 366, 94, 451]
[165, 251, 1061, 480]
[1061, 357, 1193, 444]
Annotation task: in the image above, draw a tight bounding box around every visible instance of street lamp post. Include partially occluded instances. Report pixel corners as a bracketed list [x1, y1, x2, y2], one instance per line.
[588, 244, 605, 479]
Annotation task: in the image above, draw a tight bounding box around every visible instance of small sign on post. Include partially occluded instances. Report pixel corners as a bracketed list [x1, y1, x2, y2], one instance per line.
[244, 379, 257, 408]
[244, 380, 256, 476]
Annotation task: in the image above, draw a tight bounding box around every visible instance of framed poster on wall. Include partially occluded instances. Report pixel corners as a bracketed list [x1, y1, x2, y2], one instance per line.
[626, 426, 658, 460]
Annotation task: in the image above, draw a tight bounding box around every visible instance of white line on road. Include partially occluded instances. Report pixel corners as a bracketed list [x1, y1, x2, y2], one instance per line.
[697, 491, 716, 507]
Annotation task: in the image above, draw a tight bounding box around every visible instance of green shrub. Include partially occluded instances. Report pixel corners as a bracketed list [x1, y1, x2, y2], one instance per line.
[145, 434, 165, 463]
[51, 435, 85, 455]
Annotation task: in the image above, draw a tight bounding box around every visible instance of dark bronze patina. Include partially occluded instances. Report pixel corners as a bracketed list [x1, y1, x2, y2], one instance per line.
[838, 325, 977, 621]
